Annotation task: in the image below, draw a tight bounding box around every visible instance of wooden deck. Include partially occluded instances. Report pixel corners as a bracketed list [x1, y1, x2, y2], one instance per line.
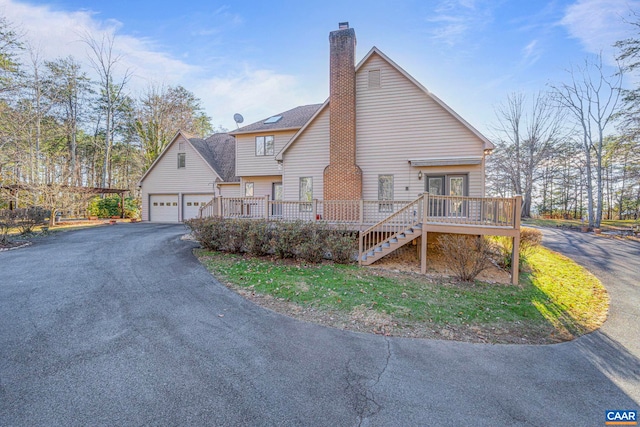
[199, 193, 522, 284]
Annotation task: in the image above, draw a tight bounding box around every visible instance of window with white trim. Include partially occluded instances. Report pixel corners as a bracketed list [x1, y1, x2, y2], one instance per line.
[177, 153, 186, 169]
[255, 136, 274, 156]
[299, 177, 312, 212]
[244, 182, 254, 197]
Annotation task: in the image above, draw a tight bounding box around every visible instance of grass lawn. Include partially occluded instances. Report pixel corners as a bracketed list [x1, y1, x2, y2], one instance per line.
[196, 246, 609, 344]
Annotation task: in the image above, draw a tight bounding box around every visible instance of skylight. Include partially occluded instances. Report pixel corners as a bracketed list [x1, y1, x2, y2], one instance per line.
[263, 115, 283, 124]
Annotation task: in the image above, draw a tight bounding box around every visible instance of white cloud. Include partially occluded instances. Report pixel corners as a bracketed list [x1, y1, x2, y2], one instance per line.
[520, 39, 541, 67]
[427, 0, 492, 46]
[0, 0, 306, 130]
[561, 0, 640, 61]
[0, 0, 196, 87]
[195, 67, 315, 130]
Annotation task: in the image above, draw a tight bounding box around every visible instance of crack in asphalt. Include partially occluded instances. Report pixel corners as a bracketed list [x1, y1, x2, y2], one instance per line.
[346, 337, 392, 426]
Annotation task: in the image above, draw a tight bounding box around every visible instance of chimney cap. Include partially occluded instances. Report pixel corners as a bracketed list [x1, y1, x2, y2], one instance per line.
[338, 22, 349, 29]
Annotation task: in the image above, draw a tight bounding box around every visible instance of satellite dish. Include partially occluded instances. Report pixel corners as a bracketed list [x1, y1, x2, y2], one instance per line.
[233, 113, 244, 129]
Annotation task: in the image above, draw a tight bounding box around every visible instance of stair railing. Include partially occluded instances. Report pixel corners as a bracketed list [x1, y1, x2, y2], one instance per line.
[359, 194, 424, 264]
[199, 197, 218, 218]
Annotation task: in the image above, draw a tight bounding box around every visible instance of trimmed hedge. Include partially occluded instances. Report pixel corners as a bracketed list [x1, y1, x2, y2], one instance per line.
[185, 217, 358, 264]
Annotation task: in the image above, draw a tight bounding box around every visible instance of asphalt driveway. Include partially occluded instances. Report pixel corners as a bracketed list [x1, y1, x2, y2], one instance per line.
[0, 224, 638, 426]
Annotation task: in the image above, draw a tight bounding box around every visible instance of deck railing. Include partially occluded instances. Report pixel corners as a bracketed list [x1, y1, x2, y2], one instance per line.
[425, 194, 517, 227]
[199, 194, 519, 229]
[199, 196, 413, 224]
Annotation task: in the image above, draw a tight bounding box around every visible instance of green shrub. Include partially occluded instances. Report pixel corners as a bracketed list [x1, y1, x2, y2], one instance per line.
[224, 219, 249, 253]
[187, 218, 357, 265]
[438, 234, 492, 283]
[326, 227, 357, 264]
[87, 196, 139, 218]
[271, 221, 304, 259]
[123, 198, 140, 219]
[185, 217, 227, 251]
[296, 222, 326, 263]
[245, 220, 273, 256]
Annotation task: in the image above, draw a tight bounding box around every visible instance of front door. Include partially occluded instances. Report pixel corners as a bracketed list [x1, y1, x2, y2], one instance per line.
[272, 182, 283, 216]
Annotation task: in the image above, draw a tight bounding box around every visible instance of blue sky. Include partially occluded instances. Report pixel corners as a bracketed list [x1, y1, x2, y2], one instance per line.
[1, 0, 638, 135]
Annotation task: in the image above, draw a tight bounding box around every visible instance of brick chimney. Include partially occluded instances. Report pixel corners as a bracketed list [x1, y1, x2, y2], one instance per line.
[323, 22, 362, 203]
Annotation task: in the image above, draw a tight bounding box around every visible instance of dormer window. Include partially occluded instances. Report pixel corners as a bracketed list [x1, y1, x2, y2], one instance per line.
[256, 136, 274, 156]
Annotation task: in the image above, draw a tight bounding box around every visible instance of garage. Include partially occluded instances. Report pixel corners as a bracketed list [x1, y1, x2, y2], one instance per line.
[149, 194, 179, 222]
[183, 194, 214, 220]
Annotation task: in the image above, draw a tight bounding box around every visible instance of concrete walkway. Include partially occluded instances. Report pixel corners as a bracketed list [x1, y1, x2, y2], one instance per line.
[0, 224, 637, 426]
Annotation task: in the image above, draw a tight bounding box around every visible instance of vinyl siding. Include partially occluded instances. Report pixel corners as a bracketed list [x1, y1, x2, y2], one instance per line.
[355, 54, 487, 200]
[218, 184, 241, 197]
[280, 52, 487, 201]
[140, 134, 219, 221]
[240, 176, 282, 198]
[236, 130, 297, 177]
[282, 108, 330, 201]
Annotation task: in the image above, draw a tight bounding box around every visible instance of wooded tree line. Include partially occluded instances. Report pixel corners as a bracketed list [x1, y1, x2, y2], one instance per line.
[0, 16, 215, 216]
[487, 13, 640, 228]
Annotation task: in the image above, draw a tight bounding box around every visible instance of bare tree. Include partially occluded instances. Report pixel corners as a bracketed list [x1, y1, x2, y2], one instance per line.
[551, 55, 622, 228]
[82, 32, 131, 188]
[45, 56, 93, 186]
[489, 92, 565, 217]
[134, 83, 213, 169]
[24, 46, 51, 186]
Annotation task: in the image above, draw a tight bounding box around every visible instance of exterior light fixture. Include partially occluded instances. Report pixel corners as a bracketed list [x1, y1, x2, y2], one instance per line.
[418, 171, 423, 180]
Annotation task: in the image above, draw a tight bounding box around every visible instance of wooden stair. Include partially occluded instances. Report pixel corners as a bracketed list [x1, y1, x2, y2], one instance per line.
[359, 195, 424, 266]
[360, 223, 422, 265]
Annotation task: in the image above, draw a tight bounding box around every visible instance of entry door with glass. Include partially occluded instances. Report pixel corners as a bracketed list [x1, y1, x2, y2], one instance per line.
[426, 176, 445, 216]
[448, 175, 466, 217]
[272, 182, 283, 216]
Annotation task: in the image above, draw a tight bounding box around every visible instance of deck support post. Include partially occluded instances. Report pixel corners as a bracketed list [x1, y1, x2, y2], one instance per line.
[420, 231, 427, 274]
[264, 195, 270, 220]
[421, 192, 429, 274]
[510, 195, 522, 285]
[358, 231, 363, 266]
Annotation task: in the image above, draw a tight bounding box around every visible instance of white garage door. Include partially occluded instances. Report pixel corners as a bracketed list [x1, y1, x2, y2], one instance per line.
[149, 194, 179, 222]
[183, 194, 214, 220]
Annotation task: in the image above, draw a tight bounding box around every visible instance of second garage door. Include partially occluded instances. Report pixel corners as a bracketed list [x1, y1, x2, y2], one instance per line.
[149, 194, 179, 222]
[183, 194, 214, 220]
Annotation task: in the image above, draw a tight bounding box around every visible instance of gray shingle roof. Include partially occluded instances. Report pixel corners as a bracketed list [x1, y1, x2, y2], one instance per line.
[232, 104, 323, 134]
[189, 133, 239, 182]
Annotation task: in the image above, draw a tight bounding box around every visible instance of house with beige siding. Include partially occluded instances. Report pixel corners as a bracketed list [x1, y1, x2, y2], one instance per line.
[230, 104, 321, 203]
[229, 23, 493, 211]
[138, 131, 237, 222]
[141, 22, 521, 282]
